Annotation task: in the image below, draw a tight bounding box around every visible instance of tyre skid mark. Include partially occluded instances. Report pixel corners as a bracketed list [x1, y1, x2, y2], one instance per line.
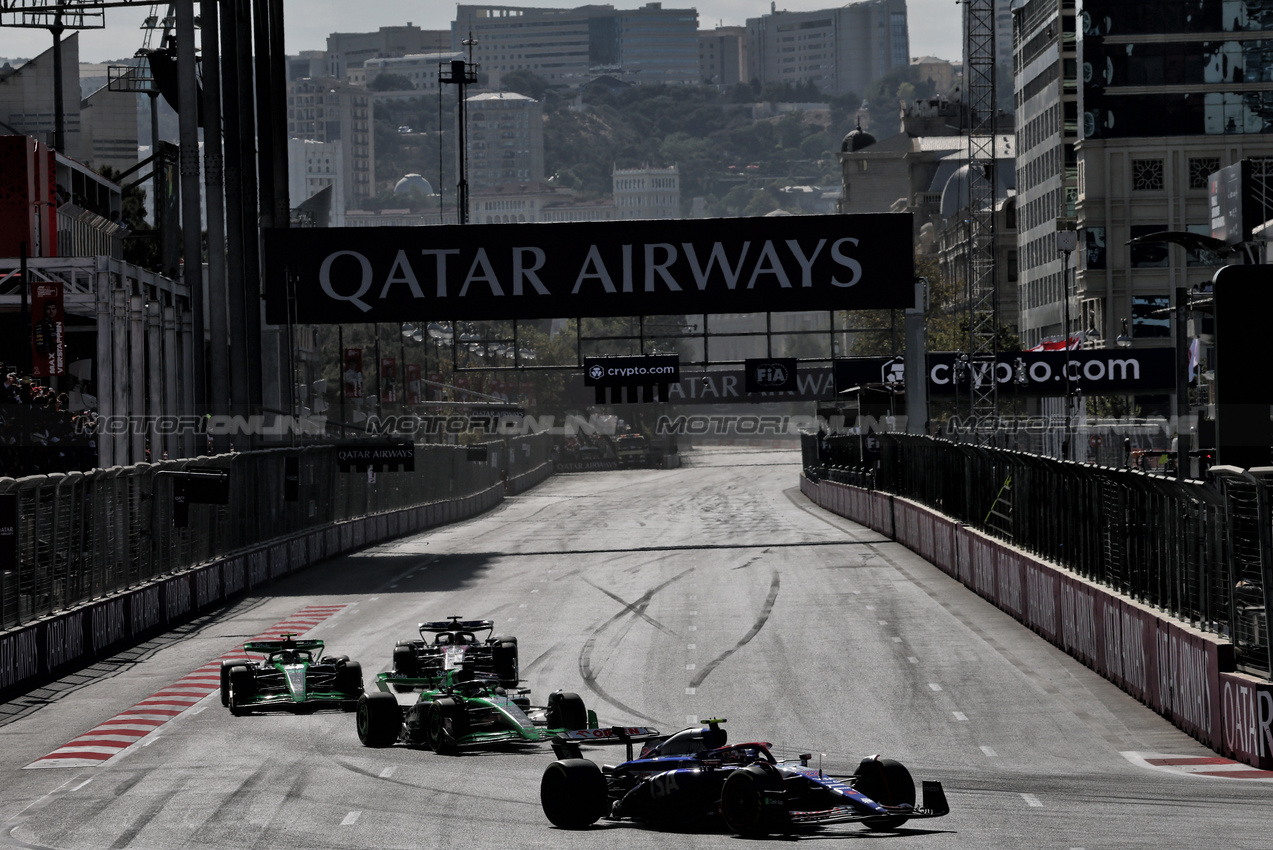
[577, 569, 695, 725]
[689, 570, 780, 689]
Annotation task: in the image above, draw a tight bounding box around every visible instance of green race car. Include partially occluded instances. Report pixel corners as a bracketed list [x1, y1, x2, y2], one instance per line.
[356, 666, 594, 754]
[220, 635, 365, 716]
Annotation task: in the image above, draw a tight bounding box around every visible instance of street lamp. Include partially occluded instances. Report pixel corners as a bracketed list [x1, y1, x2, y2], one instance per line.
[1116, 318, 1133, 348]
[1057, 223, 1078, 460]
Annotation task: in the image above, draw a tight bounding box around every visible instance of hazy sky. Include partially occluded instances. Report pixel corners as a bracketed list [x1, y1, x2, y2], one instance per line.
[0, 1, 963, 65]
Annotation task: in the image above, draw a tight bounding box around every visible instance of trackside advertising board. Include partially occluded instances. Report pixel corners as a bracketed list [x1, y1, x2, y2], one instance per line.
[834, 349, 1176, 396]
[262, 213, 915, 323]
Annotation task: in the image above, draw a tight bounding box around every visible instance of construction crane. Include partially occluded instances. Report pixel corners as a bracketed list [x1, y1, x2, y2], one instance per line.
[962, 0, 999, 426]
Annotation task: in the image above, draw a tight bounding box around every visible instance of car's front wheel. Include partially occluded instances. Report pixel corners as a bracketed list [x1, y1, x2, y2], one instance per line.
[356, 692, 402, 747]
[424, 697, 468, 755]
[545, 691, 587, 731]
[854, 757, 915, 831]
[540, 758, 607, 828]
[227, 666, 253, 717]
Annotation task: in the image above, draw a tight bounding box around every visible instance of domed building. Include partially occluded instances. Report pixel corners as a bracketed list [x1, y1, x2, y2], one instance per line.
[841, 125, 877, 154]
[393, 174, 435, 198]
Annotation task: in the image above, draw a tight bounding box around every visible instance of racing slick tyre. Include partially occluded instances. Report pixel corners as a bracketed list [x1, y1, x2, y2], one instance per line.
[545, 691, 587, 731]
[356, 692, 402, 747]
[425, 697, 469, 755]
[490, 635, 517, 646]
[493, 641, 519, 687]
[720, 762, 788, 837]
[228, 666, 254, 717]
[391, 646, 418, 677]
[219, 660, 237, 706]
[338, 662, 364, 709]
[854, 757, 916, 831]
[540, 758, 607, 829]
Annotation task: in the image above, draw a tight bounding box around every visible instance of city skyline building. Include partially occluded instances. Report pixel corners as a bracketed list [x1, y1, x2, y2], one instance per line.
[324, 25, 451, 80]
[454, 4, 701, 88]
[745, 0, 910, 97]
[286, 77, 376, 207]
[467, 90, 546, 193]
[698, 24, 746, 86]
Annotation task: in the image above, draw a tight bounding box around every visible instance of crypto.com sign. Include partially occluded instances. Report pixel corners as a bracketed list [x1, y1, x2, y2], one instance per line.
[263, 213, 914, 323]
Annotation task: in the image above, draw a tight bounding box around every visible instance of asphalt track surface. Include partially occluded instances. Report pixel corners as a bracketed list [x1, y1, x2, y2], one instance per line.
[2, 447, 1270, 849]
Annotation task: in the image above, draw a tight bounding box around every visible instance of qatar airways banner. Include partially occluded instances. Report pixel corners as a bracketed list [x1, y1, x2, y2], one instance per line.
[262, 214, 915, 324]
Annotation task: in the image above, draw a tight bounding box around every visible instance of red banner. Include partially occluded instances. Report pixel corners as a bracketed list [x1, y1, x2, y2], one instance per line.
[31, 281, 65, 377]
[381, 357, 397, 403]
[343, 348, 363, 398]
[406, 363, 421, 405]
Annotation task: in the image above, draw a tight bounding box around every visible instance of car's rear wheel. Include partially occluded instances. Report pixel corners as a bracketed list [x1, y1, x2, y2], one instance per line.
[228, 666, 253, 717]
[425, 697, 469, 755]
[540, 758, 607, 828]
[854, 757, 915, 831]
[546, 691, 587, 731]
[720, 763, 787, 837]
[391, 646, 417, 677]
[356, 691, 401, 747]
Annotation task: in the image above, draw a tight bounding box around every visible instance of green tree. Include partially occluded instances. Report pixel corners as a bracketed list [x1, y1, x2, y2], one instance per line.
[501, 70, 551, 100]
[370, 72, 414, 91]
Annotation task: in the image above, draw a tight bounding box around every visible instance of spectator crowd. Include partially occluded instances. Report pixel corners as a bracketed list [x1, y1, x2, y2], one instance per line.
[0, 366, 97, 478]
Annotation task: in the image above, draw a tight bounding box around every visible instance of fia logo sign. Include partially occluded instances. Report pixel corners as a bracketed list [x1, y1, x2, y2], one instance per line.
[745, 358, 798, 393]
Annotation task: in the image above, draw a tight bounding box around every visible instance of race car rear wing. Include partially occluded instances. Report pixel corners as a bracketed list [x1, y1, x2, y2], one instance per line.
[551, 726, 662, 761]
[242, 638, 325, 655]
[418, 618, 494, 634]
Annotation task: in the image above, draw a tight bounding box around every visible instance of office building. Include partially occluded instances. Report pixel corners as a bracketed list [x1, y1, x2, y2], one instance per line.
[325, 25, 451, 80]
[699, 25, 746, 87]
[745, 0, 909, 97]
[286, 78, 376, 207]
[356, 52, 463, 91]
[1012, 0, 1273, 353]
[468, 91, 545, 192]
[288, 138, 346, 227]
[454, 4, 700, 87]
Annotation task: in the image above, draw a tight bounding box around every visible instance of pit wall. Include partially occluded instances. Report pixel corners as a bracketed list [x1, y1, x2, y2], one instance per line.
[0, 484, 504, 703]
[801, 474, 1273, 771]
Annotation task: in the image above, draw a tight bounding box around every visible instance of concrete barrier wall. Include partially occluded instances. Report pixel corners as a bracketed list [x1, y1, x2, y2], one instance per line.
[801, 474, 1273, 770]
[0, 483, 505, 702]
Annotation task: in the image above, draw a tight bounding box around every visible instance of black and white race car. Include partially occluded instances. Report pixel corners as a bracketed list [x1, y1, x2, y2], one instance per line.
[387, 617, 518, 688]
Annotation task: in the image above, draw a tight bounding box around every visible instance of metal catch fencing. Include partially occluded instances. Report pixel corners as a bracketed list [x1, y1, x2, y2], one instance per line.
[0, 435, 551, 632]
[804, 432, 1273, 679]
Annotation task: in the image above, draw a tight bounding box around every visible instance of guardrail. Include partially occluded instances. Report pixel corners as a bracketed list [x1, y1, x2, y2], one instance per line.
[800, 432, 1273, 770]
[0, 435, 550, 634]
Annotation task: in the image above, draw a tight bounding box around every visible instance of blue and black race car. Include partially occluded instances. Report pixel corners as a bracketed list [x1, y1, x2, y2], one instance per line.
[539, 719, 950, 836]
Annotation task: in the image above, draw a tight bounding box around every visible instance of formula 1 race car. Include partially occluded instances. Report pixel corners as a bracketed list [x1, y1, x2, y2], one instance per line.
[219, 635, 364, 716]
[539, 719, 950, 836]
[356, 666, 593, 754]
[387, 617, 518, 688]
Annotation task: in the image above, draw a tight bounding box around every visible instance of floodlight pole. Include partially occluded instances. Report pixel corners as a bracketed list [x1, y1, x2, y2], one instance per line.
[441, 36, 479, 225]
